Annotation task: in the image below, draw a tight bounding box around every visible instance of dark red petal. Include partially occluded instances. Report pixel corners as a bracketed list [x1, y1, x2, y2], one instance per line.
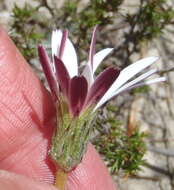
[58, 30, 68, 59]
[69, 76, 88, 117]
[54, 56, 70, 98]
[86, 67, 120, 106]
[89, 25, 98, 68]
[38, 45, 58, 101]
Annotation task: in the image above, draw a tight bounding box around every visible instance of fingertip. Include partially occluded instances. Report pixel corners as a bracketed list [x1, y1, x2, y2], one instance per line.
[68, 144, 116, 190]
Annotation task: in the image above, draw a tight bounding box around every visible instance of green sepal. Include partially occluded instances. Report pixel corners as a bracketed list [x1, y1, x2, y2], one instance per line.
[50, 99, 95, 172]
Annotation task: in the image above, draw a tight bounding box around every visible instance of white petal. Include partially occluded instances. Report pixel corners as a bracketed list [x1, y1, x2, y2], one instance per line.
[93, 48, 114, 73]
[61, 37, 78, 78]
[112, 69, 157, 96]
[82, 64, 94, 87]
[51, 29, 78, 78]
[118, 77, 166, 93]
[51, 30, 62, 57]
[94, 76, 165, 111]
[89, 26, 98, 67]
[97, 69, 157, 106]
[84, 48, 113, 82]
[131, 77, 166, 87]
[101, 69, 157, 103]
[95, 56, 159, 110]
[110, 56, 159, 93]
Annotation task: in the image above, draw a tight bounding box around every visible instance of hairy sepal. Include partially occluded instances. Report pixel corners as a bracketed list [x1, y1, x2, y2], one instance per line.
[50, 100, 95, 172]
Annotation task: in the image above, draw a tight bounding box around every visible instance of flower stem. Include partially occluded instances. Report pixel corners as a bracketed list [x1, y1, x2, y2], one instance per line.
[55, 168, 68, 190]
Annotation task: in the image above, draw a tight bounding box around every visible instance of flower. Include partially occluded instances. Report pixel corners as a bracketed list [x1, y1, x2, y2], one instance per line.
[38, 26, 165, 172]
[38, 26, 165, 118]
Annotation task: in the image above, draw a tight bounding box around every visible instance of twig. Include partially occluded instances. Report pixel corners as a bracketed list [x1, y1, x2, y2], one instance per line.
[145, 163, 173, 177]
[147, 145, 174, 157]
[157, 67, 174, 75]
[130, 174, 160, 181]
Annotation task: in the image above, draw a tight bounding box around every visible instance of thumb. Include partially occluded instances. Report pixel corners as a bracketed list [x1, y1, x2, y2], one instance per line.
[0, 170, 58, 190]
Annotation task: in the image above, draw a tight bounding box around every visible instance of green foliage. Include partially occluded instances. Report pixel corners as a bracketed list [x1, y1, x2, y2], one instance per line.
[132, 85, 151, 95]
[93, 105, 146, 175]
[62, 0, 123, 28]
[10, 3, 45, 62]
[59, 0, 124, 59]
[10, 0, 174, 63]
[125, 0, 174, 43]
[63, 1, 77, 17]
[78, 0, 123, 27]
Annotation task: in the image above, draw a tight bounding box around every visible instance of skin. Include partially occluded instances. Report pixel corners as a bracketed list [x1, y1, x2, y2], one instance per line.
[0, 27, 116, 190]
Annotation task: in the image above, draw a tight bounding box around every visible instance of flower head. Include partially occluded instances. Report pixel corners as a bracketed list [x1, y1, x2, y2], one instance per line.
[38, 26, 165, 172]
[38, 26, 165, 118]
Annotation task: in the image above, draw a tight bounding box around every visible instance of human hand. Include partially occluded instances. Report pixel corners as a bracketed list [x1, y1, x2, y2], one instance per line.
[0, 27, 116, 190]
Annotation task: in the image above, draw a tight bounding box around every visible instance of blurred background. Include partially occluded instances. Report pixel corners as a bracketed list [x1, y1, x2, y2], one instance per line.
[0, 0, 174, 189]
